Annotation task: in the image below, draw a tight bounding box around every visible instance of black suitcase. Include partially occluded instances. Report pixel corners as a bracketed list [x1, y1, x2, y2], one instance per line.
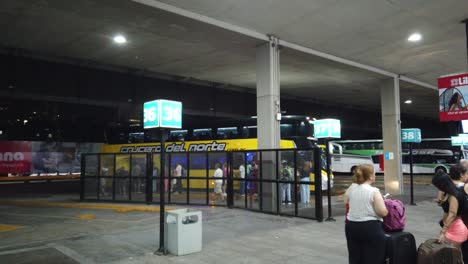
[385, 231, 417, 264]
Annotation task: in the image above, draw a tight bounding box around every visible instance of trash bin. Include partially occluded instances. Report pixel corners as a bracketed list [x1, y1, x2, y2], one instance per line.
[164, 208, 202, 256]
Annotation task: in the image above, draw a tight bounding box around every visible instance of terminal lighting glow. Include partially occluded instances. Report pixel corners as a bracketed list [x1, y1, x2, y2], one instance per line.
[404, 99, 412, 104]
[113, 35, 127, 44]
[407, 33, 422, 42]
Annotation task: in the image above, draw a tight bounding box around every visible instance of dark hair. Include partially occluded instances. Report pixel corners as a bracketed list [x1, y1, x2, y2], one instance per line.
[353, 164, 374, 184]
[448, 92, 461, 109]
[432, 171, 462, 197]
[449, 164, 467, 180]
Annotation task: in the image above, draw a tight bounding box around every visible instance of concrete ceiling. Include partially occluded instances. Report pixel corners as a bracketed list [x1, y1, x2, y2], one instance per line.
[156, 0, 468, 84]
[0, 0, 465, 119]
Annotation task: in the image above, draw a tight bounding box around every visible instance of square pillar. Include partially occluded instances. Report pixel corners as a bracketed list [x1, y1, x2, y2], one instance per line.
[256, 36, 281, 213]
[381, 77, 403, 195]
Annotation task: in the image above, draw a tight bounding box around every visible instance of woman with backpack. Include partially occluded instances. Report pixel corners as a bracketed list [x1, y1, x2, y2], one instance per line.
[433, 164, 468, 248]
[344, 164, 388, 264]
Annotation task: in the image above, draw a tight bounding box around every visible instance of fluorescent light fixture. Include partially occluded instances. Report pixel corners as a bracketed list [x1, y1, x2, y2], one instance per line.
[113, 35, 127, 44]
[408, 33, 422, 42]
[404, 99, 412, 104]
[251, 116, 257, 119]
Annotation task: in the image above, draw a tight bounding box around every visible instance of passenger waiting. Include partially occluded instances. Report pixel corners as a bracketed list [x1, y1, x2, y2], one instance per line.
[299, 160, 312, 204]
[213, 163, 224, 201]
[280, 160, 292, 204]
[344, 164, 388, 264]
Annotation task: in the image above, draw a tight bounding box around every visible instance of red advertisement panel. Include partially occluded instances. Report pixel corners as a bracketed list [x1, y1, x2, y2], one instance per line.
[0, 141, 32, 174]
[438, 73, 468, 122]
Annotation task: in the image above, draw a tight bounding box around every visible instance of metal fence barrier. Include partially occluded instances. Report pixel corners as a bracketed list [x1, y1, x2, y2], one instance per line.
[80, 148, 324, 221]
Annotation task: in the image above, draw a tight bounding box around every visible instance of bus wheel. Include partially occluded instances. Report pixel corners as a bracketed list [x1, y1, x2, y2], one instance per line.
[351, 166, 357, 174]
[435, 167, 447, 174]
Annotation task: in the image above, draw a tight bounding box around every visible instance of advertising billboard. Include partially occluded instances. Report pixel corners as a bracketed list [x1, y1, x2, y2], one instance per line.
[0, 141, 101, 175]
[438, 73, 468, 122]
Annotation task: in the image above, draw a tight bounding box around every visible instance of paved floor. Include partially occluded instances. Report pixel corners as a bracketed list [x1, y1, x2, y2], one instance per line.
[0, 182, 443, 263]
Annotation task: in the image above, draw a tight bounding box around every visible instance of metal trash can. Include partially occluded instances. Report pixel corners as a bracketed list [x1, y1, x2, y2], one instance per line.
[164, 208, 202, 256]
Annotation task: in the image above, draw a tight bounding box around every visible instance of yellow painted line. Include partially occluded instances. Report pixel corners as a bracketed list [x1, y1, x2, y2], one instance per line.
[0, 224, 24, 232]
[76, 214, 96, 220]
[0, 200, 175, 213]
[1, 212, 156, 224]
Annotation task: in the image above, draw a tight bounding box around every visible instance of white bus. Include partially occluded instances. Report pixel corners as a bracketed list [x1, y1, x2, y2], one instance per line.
[330, 138, 459, 174]
[330, 142, 377, 174]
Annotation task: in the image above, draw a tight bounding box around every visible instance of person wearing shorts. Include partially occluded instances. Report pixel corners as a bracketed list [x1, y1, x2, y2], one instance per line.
[436, 165, 468, 248]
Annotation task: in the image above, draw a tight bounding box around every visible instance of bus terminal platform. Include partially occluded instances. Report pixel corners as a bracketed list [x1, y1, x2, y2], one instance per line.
[0, 183, 443, 264]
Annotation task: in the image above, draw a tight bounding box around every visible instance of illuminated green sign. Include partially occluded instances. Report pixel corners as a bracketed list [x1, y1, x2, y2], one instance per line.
[401, 128, 421, 143]
[314, 119, 341, 138]
[143, 99, 182, 129]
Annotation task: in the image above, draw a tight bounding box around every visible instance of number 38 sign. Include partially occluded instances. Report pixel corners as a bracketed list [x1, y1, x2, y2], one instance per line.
[401, 128, 421, 143]
[143, 99, 182, 129]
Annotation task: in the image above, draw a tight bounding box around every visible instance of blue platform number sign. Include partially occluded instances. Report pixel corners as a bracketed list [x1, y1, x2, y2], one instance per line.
[143, 100, 160, 129]
[401, 128, 422, 143]
[314, 119, 341, 138]
[143, 99, 182, 129]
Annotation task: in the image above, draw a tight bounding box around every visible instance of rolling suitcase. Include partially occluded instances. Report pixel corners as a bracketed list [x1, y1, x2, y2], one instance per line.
[385, 231, 417, 264]
[417, 239, 462, 264]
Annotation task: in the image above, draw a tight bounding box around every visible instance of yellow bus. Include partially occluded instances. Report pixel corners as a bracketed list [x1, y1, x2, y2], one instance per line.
[99, 138, 331, 191]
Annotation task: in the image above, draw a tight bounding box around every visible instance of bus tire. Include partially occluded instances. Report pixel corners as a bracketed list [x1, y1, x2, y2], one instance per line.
[351, 166, 357, 174]
[435, 166, 447, 174]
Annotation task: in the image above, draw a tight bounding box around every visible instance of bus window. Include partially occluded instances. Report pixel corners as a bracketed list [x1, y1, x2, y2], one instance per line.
[193, 128, 212, 140]
[217, 127, 238, 139]
[169, 130, 188, 141]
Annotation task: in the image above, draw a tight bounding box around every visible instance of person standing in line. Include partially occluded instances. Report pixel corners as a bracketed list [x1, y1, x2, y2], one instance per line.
[436, 159, 468, 208]
[213, 163, 224, 201]
[222, 162, 228, 198]
[434, 165, 468, 249]
[131, 163, 143, 194]
[238, 162, 246, 196]
[344, 164, 388, 264]
[300, 160, 312, 204]
[280, 160, 292, 204]
[173, 162, 183, 194]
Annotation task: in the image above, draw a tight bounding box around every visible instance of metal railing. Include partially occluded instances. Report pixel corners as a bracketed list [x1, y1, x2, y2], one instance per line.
[80, 147, 324, 221]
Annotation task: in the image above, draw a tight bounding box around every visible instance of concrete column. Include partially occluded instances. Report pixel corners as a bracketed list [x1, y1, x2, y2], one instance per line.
[381, 77, 403, 195]
[256, 36, 281, 212]
[257, 36, 281, 150]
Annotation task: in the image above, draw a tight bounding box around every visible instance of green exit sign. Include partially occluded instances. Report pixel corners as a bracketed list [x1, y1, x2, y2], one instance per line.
[314, 119, 341, 138]
[143, 99, 182, 129]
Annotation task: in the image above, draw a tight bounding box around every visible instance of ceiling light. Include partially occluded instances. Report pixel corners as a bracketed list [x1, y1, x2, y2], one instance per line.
[113, 35, 127, 44]
[407, 33, 422, 42]
[404, 99, 412, 104]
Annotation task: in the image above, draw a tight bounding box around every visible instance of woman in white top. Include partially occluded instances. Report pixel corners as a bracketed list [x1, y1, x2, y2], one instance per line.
[344, 164, 388, 264]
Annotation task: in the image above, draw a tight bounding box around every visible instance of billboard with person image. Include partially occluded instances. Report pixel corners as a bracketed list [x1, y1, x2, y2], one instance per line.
[439, 73, 468, 122]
